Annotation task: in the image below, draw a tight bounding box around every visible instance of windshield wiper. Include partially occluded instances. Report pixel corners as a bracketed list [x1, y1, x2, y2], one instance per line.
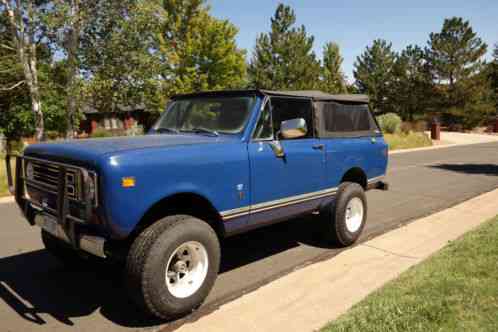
[180, 128, 219, 137]
[155, 127, 179, 134]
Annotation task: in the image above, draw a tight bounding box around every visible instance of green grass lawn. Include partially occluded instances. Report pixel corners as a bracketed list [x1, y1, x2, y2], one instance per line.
[322, 216, 498, 332]
[384, 132, 433, 150]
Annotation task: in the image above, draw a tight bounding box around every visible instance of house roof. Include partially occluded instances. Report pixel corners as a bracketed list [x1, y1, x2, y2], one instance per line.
[82, 103, 146, 114]
[172, 89, 369, 104]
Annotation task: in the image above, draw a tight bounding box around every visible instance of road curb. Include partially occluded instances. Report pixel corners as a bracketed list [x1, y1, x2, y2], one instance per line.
[0, 196, 14, 204]
[174, 188, 498, 332]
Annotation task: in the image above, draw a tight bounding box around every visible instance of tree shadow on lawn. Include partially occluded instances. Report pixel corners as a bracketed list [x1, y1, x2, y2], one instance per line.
[0, 215, 333, 329]
[429, 163, 498, 176]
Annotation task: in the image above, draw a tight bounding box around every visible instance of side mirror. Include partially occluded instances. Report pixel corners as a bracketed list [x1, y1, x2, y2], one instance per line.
[280, 118, 307, 139]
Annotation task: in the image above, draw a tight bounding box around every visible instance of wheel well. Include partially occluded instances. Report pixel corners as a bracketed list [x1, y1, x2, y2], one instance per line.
[131, 193, 225, 240]
[341, 167, 367, 189]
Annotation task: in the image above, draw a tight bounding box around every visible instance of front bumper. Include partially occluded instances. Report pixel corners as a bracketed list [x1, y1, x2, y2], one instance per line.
[5, 154, 107, 258]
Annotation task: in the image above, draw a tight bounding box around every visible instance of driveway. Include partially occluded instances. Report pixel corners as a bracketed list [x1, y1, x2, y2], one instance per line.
[0, 142, 497, 332]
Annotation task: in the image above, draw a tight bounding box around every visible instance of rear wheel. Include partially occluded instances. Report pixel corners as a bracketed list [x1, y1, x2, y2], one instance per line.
[321, 182, 367, 246]
[125, 215, 220, 319]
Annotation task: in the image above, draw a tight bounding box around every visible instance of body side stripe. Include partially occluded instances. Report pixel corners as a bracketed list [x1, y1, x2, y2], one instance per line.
[221, 186, 338, 221]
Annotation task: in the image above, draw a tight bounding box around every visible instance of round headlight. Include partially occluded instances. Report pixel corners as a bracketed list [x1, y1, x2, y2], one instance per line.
[26, 161, 34, 180]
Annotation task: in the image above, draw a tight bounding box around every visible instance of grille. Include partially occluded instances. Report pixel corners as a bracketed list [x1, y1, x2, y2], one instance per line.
[28, 160, 80, 200]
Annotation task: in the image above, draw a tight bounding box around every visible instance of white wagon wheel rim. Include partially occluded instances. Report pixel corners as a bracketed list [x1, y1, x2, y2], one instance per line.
[345, 197, 364, 233]
[165, 241, 209, 299]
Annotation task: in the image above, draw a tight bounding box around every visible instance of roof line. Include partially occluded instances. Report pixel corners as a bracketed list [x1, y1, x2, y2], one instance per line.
[172, 89, 369, 103]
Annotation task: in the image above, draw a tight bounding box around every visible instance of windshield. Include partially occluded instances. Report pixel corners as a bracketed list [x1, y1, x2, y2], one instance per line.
[153, 96, 256, 135]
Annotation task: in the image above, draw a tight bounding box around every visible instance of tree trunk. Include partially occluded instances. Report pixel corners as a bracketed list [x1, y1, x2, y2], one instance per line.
[65, 0, 81, 139]
[30, 86, 44, 141]
[2, 0, 45, 141]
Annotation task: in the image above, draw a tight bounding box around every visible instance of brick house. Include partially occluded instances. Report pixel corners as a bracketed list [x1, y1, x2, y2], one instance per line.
[79, 104, 158, 136]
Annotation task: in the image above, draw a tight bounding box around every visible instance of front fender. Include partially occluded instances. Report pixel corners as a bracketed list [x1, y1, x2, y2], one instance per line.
[98, 142, 250, 239]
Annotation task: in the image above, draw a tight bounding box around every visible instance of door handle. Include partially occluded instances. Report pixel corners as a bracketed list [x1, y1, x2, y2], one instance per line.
[312, 144, 324, 150]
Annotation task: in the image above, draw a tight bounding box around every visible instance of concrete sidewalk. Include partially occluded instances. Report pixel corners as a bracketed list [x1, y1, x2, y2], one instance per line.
[0, 196, 13, 204]
[174, 188, 498, 332]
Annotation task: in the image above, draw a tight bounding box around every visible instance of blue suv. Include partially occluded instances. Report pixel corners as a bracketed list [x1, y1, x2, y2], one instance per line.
[6, 90, 388, 319]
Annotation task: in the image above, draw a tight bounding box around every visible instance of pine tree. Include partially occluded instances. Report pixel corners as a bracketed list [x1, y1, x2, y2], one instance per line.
[321, 42, 347, 94]
[353, 39, 396, 114]
[390, 45, 434, 121]
[489, 44, 498, 113]
[248, 4, 320, 90]
[427, 17, 494, 128]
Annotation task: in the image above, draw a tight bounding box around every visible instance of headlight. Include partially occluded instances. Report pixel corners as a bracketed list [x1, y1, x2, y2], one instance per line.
[25, 161, 34, 180]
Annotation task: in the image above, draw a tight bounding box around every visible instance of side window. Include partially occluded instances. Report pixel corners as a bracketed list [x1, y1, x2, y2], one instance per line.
[322, 103, 378, 136]
[270, 97, 314, 139]
[253, 101, 274, 140]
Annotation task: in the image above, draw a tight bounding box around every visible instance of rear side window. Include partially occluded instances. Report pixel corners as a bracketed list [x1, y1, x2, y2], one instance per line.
[318, 102, 379, 138]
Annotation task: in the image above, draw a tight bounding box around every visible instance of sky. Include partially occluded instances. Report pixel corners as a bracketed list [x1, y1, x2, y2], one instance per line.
[208, 0, 498, 81]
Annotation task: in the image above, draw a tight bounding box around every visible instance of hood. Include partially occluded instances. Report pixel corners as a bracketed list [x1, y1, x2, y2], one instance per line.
[24, 134, 236, 166]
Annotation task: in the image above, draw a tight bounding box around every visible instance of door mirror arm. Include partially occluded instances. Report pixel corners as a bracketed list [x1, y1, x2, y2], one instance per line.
[268, 140, 285, 158]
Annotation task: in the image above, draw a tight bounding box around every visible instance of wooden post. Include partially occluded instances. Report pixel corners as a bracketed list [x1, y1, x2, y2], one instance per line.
[431, 117, 440, 140]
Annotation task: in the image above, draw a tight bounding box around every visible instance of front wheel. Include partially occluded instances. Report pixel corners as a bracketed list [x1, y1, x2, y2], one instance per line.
[321, 182, 367, 247]
[125, 215, 220, 319]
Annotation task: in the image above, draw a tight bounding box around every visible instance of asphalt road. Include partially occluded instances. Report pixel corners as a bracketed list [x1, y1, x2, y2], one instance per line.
[1, 142, 497, 332]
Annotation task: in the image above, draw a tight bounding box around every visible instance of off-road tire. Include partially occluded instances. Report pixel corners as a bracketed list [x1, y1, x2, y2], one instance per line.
[322, 182, 367, 247]
[125, 215, 220, 320]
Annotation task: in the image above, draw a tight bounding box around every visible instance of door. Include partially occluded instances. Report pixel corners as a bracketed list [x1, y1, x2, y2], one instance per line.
[248, 97, 326, 227]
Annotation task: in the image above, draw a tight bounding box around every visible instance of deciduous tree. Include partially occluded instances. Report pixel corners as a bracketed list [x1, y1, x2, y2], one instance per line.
[159, 0, 246, 94]
[80, 0, 167, 113]
[0, 0, 46, 140]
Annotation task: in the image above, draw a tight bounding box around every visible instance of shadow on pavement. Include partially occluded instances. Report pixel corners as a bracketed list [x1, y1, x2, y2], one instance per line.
[429, 163, 498, 176]
[0, 215, 333, 329]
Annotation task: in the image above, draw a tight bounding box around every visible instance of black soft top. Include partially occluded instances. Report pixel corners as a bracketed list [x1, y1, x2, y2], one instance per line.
[172, 89, 369, 104]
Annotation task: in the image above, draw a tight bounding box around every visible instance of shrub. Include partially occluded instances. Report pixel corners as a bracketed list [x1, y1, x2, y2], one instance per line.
[91, 128, 113, 138]
[45, 130, 61, 140]
[377, 113, 402, 134]
[400, 120, 428, 133]
[9, 140, 25, 154]
[414, 120, 428, 132]
[400, 122, 413, 134]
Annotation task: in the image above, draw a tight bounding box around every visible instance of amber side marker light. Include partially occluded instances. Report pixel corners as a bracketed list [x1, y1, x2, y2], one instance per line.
[122, 177, 136, 188]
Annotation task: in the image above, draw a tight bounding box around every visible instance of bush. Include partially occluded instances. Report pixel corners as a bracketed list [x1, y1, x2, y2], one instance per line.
[414, 120, 428, 132]
[90, 128, 113, 138]
[377, 113, 402, 134]
[8, 140, 25, 154]
[45, 130, 61, 140]
[400, 122, 413, 134]
[400, 120, 428, 134]
[384, 132, 432, 150]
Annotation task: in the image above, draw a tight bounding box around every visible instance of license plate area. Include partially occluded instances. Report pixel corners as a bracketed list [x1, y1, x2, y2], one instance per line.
[38, 214, 70, 243]
[42, 215, 57, 234]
